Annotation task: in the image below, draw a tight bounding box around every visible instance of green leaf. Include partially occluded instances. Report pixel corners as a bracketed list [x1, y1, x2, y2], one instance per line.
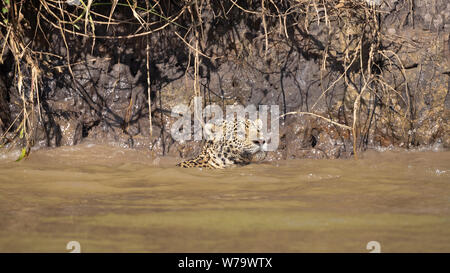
[5, 0, 10, 5]
[16, 148, 26, 162]
[1, 7, 7, 14]
[19, 128, 24, 139]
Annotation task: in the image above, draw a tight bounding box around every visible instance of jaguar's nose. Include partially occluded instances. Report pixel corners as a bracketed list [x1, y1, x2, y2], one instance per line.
[252, 139, 266, 145]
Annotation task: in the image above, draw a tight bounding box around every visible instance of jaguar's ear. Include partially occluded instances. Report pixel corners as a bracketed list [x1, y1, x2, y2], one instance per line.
[204, 122, 216, 139]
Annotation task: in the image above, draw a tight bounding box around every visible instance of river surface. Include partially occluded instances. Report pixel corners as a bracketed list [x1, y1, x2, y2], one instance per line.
[0, 144, 449, 252]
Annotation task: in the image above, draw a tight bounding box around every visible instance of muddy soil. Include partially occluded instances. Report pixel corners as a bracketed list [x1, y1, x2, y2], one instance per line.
[0, 0, 448, 159]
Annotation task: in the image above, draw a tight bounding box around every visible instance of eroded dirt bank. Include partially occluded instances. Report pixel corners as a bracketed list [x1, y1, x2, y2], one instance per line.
[0, 1, 449, 160]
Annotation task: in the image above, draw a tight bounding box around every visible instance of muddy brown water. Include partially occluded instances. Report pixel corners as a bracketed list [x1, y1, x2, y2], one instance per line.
[0, 144, 449, 252]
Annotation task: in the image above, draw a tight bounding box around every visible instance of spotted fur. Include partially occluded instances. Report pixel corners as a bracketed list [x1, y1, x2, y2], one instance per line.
[177, 119, 266, 169]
